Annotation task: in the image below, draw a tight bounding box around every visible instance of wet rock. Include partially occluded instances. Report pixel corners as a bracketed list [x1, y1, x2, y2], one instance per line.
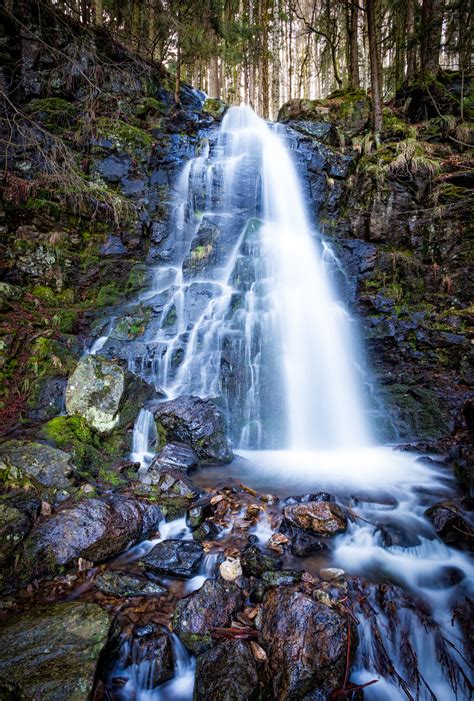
[141, 539, 203, 577]
[153, 395, 233, 464]
[278, 92, 371, 137]
[320, 568, 345, 582]
[284, 501, 347, 537]
[285, 492, 333, 505]
[240, 544, 283, 577]
[0, 602, 111, 700]
[194, 639, 259, 701]
[25, 377, 67, 422]
[186, 504, 207, 529]
[0, 440, 73, 490]
[149, 442, 200, 474]
[173, 578, 244, 654]
[65, 355, 154, 434]
[192, 519, 220, 542]
[260, 585, 354, 698]
[119, 632, 174, 688]
[261, 570, 303, 587]
[96, 155, 131, 183]
[288, 525, 327, 557]
[425, 500, 474, 551]
[376, 524, 421, 549]
[95, 571, 166, 597]
[0, 494, 40, 564]
[14, 495, 162, 585]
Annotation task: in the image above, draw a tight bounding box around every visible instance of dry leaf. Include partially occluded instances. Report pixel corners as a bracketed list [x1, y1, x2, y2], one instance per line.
[250, 641, 267, 662]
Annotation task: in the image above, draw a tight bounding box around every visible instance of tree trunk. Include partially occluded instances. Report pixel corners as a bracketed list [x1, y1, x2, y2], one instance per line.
[209, 55, 220, 98]
[406, 0, 416, 79]
[420, 0, 444, 74]
[366, 0, 382, 143]
[93, 0, 103, 26]
[271, 0, 281, 118]
[347, 0, 360, 89]
[260, 0, 270, 117]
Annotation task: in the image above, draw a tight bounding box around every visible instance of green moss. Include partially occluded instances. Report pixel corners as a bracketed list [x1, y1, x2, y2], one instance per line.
[28, 98, 77, 128]
[97, 118, 154, 152]
[43, 415, 98, 448]
[96, 283, 121, 307]
[156, 421, 167, 449]
[382, 108, 414, 138]
[98, 468, 125, 487]
[126, 266, 149, 295]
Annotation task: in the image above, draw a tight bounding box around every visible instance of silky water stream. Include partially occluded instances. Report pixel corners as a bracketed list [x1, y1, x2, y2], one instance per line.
[98, 106, 472, 700]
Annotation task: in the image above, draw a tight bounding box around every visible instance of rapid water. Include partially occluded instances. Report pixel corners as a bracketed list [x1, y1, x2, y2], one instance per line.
[131, 105, 371, 450]
[103, 106, 472, 700]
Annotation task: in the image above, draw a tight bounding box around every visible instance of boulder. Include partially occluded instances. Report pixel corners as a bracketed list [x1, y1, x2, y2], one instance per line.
[149, 442, 200, 474]
[287, 525, 327, 557]
[260, 585, 354, 698]
[173, 578, 244, 655]
[283, 502, 347, 537]
[425, 500, 474, 551]
[194, 639, 259, 701]
[65, 355, 154, 434]
[141, 539, 203, 577]
[278, 91, 371, 137]
[202, 97, 228, 120]
[152, 395, 233, 464]
[94, 571, 166, 597]
[0, 602, 111, 700]
[13, 495, 162, 586]
[0, 440, 73, 490]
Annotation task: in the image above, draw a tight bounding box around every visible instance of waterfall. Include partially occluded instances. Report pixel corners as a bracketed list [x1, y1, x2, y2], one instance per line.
[141, 105, 371, 450]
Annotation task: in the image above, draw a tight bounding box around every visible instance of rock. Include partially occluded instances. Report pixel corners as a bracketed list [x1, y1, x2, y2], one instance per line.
[65, 355, 154, 434]
[13, 495, 162, 586]
[0, 494, 40, 564]
[193, 519, 220, 542]
[219, 557, 243, 581]
[0, 440, 73, 490]
[285, 492, 333, 505]
[99, 235, 127, 256]
[153, 395, 233, 465]
[0, 602, 111, 700]
[149, 442, 200, 474]
[376, 524, 421, 549]
[425, 501, 474, 551]
[25, 377, 67, 422]
[202, 97, 228, 119]
[194, 639, 259, 701]
[173, 578, 244, 654]
[65, 355, 124, 434]
[0, 282, 23, 311]
[95, 571, 166, 597]
[96, 154, 131, 183]
[278, 91, 371, 137]
[118, 632, 174, 688]
[288, 525, 327, 557]
[240, 544, 283, 577]
[320, 568, 345, 582]
[186, 504, 207, 529]
[260, 585, 354, 698]
[261, 570, 303, 587]
[283, 502, 347, 537]
[141, 539, 203, 577]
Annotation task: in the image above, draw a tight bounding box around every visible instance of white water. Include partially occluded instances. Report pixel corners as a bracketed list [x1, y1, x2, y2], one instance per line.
[110, 106, 472, 701]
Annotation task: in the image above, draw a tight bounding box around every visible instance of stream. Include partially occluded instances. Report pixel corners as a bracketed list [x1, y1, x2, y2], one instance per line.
[92, 106, 472, 700]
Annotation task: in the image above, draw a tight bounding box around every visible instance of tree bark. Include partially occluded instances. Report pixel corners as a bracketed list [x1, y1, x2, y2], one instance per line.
[366, 0, 382, 143]
[406, 0, 416, 79]
[209, 55, 220, 98]
[271, 0, 281, 119]
[420, 0, 444, 75]
[346, 0, 360, 89]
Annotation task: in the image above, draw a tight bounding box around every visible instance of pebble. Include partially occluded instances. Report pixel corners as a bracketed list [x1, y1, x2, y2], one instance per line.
[320, 567, 345, 581]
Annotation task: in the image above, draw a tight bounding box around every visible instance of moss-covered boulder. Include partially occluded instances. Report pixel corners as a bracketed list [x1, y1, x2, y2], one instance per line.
[0, 602, 111, 700]
[278, 90, 371, 138]
[65, 354, 155, 434]
[202, 97, 228, 120]
[0, 440, 74, 490]
[10, 494, 163, 587]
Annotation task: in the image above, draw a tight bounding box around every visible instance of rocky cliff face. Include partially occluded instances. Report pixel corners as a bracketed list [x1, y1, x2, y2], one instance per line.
[279, 82, 473, 492]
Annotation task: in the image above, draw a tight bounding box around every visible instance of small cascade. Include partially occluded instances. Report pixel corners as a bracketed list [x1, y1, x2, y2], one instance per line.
[131, 408, 157, 468]
[108, 632, 195, 701]
[185, 551, 219, 593]
[87, 317, 116, 356]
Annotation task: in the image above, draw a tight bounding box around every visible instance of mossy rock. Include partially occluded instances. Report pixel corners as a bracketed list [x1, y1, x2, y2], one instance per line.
[0, 602, 111, 700]
[28, 98, 78, 130]
[379, 384, 453, 441]
[96, 117, 154, 153]
[278, 90, 371, 137]
[0, 440, 74, 490]
[202, 98, 228, 120]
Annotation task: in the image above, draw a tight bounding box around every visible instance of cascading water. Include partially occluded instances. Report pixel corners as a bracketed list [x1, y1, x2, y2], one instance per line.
[133, 105, 371, 450]
[114, 106, 473, 701]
